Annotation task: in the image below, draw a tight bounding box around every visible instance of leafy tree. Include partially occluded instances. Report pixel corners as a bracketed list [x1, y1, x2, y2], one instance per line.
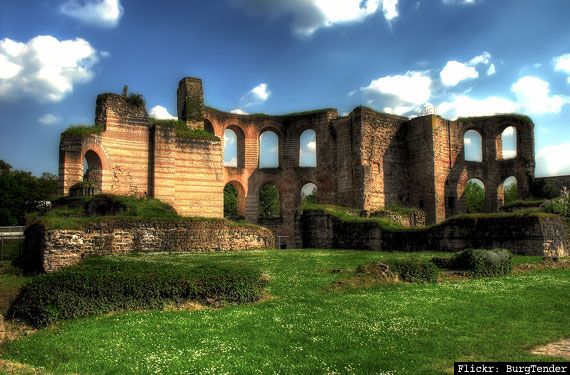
[223, 183, 238, 219]
[259, 184, 280, 218]
[465, 180, 485, 213]
[0, 161, 59, 225]
[503, 183, 518, 204]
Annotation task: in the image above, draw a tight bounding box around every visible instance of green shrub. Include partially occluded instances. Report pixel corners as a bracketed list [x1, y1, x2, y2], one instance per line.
[7, 262, 268, 328]
[388, 259, 438, 283]
[451, 249, 512, 277]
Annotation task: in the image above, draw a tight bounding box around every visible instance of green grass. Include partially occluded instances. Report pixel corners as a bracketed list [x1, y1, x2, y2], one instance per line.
[61, 125, 104, 136]
[1, 250, 569, 374]
[0, 261, 32, 315]
[299, 203, 407, 230]
[149, 119, 219, 140]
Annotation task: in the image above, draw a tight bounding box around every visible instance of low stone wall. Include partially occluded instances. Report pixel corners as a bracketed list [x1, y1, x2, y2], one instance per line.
[297, 209, 568, 256]
[25, 219, 275, 272]
[365, 209, 426, 227]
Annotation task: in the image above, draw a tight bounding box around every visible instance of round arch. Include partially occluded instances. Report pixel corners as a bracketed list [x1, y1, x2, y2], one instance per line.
[465, 178, 486, 213]
[299, 129, 317, 167]
[259, 130, 279, 168]
[224, 125, 245, 168]
[464, 129, 483, 162]
[224, 180, 246, 218]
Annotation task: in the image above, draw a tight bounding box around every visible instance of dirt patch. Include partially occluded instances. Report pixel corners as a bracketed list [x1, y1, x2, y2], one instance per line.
[332, 262, 399, 289]
[438, 270, 471, 282]
[530, 338, 570, 359]
[514, 259, 570, 273]
[0, 360, 46, 375]
[1, 320, 37, 342]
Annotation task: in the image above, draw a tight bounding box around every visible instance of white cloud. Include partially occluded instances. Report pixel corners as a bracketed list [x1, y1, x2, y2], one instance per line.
[555, 53, 570, 84]
[511, 76, 565, 114]
[307, 141, 316, 150]
[535, 142, 570, 177]
[469, 52, 491, 66]
[239, 83, 271, 107]
[362, 71, 432, 110]
[534, 63, 542, 68]
[38, 113, 61, 125]
[437, 95, 517, 120]
[440, 61, 478, 86]
[231, 109, 249, 115]
[233, 0, 396, 37]
[61, 0, 123, 28]
[100, 51, 111, 58]
[502, 126, 515, 137]
[0, 36, 99, 102]
[503, 150, 516, 159]
[487, 64, 496, 76]
[149, 105, 177, 120]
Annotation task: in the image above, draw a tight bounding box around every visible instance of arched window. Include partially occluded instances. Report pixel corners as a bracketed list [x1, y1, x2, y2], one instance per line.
[464, 130, 483, 162]
[465, 178, 485, 213]
[223, 181, 245, 219]
[259, 184, 280, 217]
[503, 176, 518, 205]
[259, 131, 279, 168]
[299, 130, 316, 167]
[83, 150, 102, 187]
[501, 126, 517, 159]
[224, 129, 238, 167]
[300, 183, 318, 204]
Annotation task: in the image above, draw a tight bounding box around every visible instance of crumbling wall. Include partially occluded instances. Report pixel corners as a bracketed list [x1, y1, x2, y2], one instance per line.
[26, 220, 275, 273]
[298, 209, 568, 256]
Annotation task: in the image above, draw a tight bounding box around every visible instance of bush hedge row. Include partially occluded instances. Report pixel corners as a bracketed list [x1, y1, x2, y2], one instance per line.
[388, 259, 439, 283]
[8, 262, 268, 328]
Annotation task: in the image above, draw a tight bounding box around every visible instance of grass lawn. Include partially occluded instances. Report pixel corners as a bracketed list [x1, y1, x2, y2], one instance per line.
[1, 249, 569, 374]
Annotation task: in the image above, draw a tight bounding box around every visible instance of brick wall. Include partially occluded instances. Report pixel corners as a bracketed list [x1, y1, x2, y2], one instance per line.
[297, 209, 568, 256]
[27, 219, 275, 273]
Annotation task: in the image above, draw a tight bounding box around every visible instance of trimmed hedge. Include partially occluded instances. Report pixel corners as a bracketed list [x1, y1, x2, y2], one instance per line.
[450, 249, 512, 277]
[7, 262, 268, 328]
[388, 260, 439, 283]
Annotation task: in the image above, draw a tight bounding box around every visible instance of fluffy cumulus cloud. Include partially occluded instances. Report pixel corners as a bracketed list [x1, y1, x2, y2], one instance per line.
[232, 0, 397, 36]
[239, 83, 271, 107]
[38, 113, 61, 125]
[0, 36, 99, 102]
[149, 105, 177, 120]
[361, 71, 431, 115]
[535, 142, 570, 177]
[554, 53, 570, 83]
[440, 52, 491, 86]
[61, 0, 124, 28]
[437, 95, 517, 120]
[230, 109, 249, 115]
[511, 76, 566, 114]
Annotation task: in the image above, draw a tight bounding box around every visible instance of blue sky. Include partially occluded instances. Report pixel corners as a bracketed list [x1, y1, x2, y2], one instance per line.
[1, 0, 570, 177]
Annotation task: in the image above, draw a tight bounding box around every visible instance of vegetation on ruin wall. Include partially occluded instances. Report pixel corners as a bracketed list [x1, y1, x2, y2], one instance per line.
[149, 118, 219, 140]
[61, 124, 104, 136]
[205, 106, 335, 118]
[300, 203, 561, 233]
[8, 257, 268, 328]
[457, 113, 534, 126]
[298, 203, 408, 231]
[28, 194, 259, 230]
[2, 249, 568, 374]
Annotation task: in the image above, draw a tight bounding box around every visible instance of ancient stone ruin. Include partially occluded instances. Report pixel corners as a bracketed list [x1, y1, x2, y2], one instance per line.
[59, 77, 543, 249]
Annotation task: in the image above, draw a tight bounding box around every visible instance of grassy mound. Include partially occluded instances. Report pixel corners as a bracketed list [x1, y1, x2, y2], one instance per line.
[438, 249, 513, 277]
[7, 257, 268, 328]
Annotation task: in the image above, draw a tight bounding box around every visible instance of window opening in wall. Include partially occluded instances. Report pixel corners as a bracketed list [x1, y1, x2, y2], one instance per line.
[300, 183, 318, 204]
[224, 129, 238, 167]
[503, 176, 518, 205]
[259, 131, 279, 168]
[223, 183, 239, 219]
[501, 126, 517, 159]
[259, 184, 280, 218]
[299, 129, 316, 167]
[419, 199, 424, 209]
[465, 178, 485, 213]
[464, 130, 483, 162]
[83, 150, 102, 186]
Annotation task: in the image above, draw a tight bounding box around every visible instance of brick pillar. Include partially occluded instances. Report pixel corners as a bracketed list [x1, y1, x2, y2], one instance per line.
[177, 77, 205, 131]
[151, 125, 176, 206]
[58, 136, 84, 195]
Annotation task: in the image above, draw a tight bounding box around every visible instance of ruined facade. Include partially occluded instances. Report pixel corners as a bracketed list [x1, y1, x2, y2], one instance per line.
[59, 77, 535, 248]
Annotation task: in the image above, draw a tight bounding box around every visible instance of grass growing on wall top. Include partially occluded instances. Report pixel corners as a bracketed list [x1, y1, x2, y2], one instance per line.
[61, 124, 104, 136]
[2, 249, 569, 374]
[27, 194, 264, 230]
[150, 118, 219, 140]
[457, 113, 534, 126]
